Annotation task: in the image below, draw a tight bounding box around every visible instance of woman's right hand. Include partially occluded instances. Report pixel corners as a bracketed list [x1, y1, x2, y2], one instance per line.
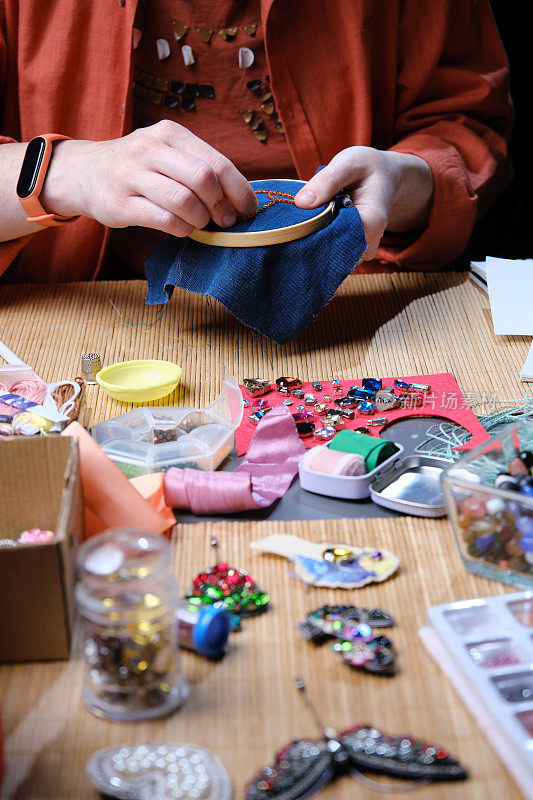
[42, 121, 258, 236]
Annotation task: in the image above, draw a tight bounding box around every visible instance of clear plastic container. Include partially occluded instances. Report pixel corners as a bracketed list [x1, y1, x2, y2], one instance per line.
[75, 528, 189, 721]
[442, 423, 533, 589]
[90, 377, 243, 476]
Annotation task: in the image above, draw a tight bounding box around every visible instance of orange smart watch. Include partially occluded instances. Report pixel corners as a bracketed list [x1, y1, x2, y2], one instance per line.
[16, 134, 77, 227]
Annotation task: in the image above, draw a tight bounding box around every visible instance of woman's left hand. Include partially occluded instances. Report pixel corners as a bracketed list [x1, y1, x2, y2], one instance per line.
[294, 146, 434, 260]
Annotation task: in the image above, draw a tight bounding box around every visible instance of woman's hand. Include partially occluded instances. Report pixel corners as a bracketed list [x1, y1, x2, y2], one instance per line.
[42, 121, 258, 236]
[294, 146, 434, 260]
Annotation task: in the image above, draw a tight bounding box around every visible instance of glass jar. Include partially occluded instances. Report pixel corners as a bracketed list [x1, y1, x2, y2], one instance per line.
[442, 422, 533, 590]
[75, 528, 188, 721]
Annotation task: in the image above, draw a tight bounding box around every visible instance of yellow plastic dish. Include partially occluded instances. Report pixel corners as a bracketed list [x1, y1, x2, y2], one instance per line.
[96, 360, 183, 403]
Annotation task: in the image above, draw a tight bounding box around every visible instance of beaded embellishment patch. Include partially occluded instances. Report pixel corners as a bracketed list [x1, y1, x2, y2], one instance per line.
[86, 743, 232, 800]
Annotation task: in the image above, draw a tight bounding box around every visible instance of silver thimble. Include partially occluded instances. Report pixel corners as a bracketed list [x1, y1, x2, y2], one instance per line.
[81, 353, 102, 383]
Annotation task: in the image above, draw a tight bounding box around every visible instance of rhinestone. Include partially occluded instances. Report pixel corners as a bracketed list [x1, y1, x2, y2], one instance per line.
[304, 394, 317, 405]
[283, 398, 293, 406]
[311, 382, 322, 391]
[323, 394, 332, 402]
[296, 421, 315, 438]
[292, 388, 305, 399]
[276, 376, 302, 388]
[341, 409, 355, 419]
[334, 397, 355, 409]
[155, 758, 166, 768]
[314, 426, 336, 441]
[357, 401, 376, 415]
[362, 377, 382, 392]
[314, 403, 329, 416]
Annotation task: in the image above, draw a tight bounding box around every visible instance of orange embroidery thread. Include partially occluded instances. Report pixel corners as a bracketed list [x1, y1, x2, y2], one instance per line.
[241, 189, 296, 219]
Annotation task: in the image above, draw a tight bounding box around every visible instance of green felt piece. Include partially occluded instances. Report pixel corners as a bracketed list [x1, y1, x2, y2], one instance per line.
[328, 430, 398, 471]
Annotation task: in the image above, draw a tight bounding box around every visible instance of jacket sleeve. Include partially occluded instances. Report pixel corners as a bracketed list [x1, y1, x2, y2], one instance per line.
[0, 16, 30, 277]
[376, 0, 513, 270]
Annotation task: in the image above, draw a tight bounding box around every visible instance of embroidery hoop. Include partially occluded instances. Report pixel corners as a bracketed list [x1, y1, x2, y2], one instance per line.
[189, 179, 336, 248]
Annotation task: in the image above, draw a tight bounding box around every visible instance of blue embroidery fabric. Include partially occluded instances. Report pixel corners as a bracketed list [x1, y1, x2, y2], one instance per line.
[145, 179, 366, 345]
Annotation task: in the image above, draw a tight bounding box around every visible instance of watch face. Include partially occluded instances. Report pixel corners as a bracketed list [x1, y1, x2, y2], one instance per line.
[16, 137, 46, 198]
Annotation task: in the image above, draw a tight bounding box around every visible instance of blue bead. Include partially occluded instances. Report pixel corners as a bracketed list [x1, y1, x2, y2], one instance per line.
[475, 534, 494, 553]
[362, 378, 382, 393]
[516, 516, 533, 537]
[394, 379, 409, 389]
[519, 482, 533, 497]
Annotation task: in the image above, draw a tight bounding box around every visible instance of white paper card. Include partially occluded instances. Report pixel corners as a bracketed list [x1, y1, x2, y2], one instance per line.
[486, 256, 533, 335]
[520, 339, 533, 382]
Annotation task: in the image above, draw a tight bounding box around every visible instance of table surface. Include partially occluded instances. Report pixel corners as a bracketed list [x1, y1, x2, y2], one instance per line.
[0, 273, 531, 800]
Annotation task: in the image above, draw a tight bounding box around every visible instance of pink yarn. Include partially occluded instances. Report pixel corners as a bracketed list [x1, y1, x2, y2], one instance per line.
[0, 377, 47, 416]
[164, 405, 306, 515]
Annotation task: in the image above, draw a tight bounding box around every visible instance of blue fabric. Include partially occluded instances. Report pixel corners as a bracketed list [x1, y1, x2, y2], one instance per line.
[145, 179, 366, 345]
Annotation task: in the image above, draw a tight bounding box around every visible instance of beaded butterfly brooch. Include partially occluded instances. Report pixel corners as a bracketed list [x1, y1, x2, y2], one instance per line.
[298, 604, 396, 675]
[244, 679, 468, 800]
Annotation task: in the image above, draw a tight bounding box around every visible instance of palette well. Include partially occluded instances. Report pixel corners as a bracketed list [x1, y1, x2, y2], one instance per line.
[421, 592, 533, 799]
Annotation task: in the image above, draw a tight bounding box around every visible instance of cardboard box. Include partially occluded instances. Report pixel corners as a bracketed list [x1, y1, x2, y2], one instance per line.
[0, 436, 83, 662]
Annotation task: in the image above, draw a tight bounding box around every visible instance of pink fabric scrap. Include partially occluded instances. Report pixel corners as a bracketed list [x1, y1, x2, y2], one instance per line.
[164, 405, 306, 515]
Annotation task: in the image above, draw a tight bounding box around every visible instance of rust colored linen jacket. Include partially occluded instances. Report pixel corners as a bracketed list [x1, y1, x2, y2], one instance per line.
[0, 0, 513, 282]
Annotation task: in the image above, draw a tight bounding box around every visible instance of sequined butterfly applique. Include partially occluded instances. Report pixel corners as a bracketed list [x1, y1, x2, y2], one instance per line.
[298, 605, 396, 675]
[187, 537, 269, 630]
[244, 680, 468, 800]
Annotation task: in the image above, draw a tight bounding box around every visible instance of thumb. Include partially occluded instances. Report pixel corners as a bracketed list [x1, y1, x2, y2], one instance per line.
[294, 154, 367, 209]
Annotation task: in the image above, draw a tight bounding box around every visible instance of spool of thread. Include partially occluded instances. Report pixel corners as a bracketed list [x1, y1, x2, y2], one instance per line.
[0, 422, 14, 437]
[0, 376, 47, 416]
[304, 445, 365, 476]
[328, 429, 398, 471]
[176, 599, 231, 659]
[12, 412, 52, 436]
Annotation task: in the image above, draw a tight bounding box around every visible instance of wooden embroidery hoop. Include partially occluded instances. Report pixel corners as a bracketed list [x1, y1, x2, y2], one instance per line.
[188, 179, 336, 248]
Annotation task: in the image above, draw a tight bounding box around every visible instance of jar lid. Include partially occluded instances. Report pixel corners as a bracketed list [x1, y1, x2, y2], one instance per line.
[77, 528, 170, 584]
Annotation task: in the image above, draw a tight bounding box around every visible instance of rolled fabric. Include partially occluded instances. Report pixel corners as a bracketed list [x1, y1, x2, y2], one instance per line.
[328, 429, 398, 471]
[164, 405, 306, 515]
[305, 445, 365, 476]
[164, 468, 257, 514]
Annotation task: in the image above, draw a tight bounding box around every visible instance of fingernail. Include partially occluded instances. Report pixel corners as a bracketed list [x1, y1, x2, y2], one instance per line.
[245, 198, 258, 215]
[296, 188, 317, 206]
[222, 211, 237, 227]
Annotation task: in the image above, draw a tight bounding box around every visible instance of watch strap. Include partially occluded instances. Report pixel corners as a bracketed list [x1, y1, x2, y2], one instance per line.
[19, 134, 78, 227]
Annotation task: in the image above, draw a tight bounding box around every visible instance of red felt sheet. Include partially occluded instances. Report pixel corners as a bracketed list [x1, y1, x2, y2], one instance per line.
[236, 373, 489, 457]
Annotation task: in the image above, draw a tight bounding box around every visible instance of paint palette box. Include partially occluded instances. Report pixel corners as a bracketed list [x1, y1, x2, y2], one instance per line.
[0, 436, 83, 661]
[421, 591, 533, 799]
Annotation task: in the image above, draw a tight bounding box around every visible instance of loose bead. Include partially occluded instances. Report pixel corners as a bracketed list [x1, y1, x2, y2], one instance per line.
[508, 458, 529, 476]
[460, 496, 487, 519]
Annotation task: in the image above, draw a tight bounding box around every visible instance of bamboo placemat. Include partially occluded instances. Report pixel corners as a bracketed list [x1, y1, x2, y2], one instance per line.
[0, 519, 524, 800]
[0, 273, 531, 799]
[0, 272, 529, 421]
